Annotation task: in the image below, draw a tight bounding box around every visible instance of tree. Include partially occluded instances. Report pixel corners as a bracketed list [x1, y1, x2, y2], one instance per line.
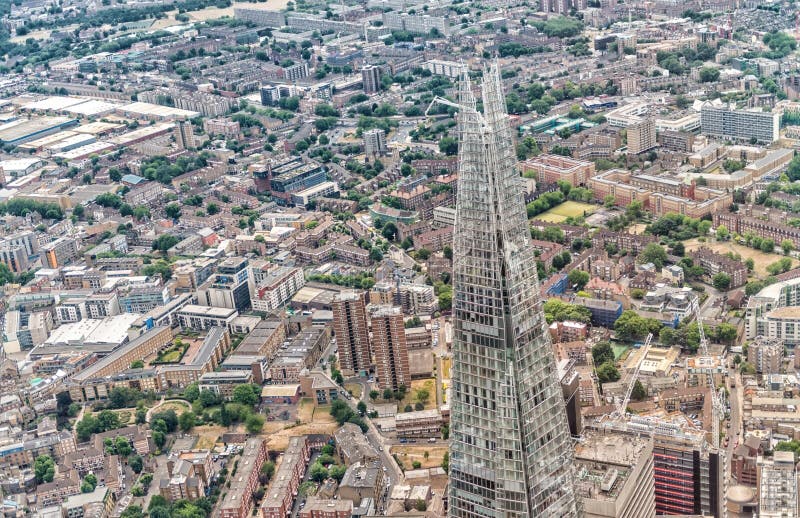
[184, 383, 200, 402]
[35, 455, 55, 483]
[698, 66, 720, 83]
[82, 473, 98, 493]
[439, 136, 458, 155]
[782, 239, 795, 255]
[716, 225, 729, 240]
[179, 411, 196, 432]
[245, 414, 264, 434]
[416, 388, 430, 404]
[712, 272, 731, 290]
[715, 323, 738, 344]
[567, 269, 589, 290]
[165, 203, 182, 220]
[383, 388, 393, 400]
[129, 454, 143, 473]
[310, 462, 328, 482]
[198, 390, 219, 409]
[442, 451, 450, 472]
[638, 243, 668, 268]
[131, 360, 144, 369]
[153, 431, 166, 449]
[369, 390, 380, 401]
[232, 384, 260, 407]
[115, 436, 132, 457]
[591, 342, 615, 366]
[357, 401, 367, 415]
[152, 234, 179, 253]
[596, 361, 621, 383]
[631, 380, 647, 401]
[745, 258, 755, 271]
[614, 310, 653, 341]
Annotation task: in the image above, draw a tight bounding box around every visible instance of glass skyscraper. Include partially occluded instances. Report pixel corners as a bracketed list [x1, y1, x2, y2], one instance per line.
[448, 64, 579, 518]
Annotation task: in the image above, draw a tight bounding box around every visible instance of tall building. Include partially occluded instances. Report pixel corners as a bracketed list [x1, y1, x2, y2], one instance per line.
[574, 427, 656, 518]
[332, 292, 371, 376]
[370, 306, 410, 391]
[758, 451, 798, 518]
[448, 64, 579, 517]
[363, 128, 387, 157]
[174, 118, 196, 150]
[627, 117, 657, 154]
[700, 103, 780, 143]
[361, 65, 381, 94]
[652, 429, 724, 516]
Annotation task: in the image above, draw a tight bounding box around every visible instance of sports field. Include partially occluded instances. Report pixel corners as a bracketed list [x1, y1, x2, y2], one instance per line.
[534, 201, 596, 223]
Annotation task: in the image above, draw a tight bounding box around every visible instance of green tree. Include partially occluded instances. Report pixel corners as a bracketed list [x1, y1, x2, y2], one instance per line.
[165, 203, 182, 220]
[131, 360, 144, 369]
[129, 454, 143, 473]
[115, 436, 132, 457]
[567, 269, 589, 290]
[712, 272, 731, 290]
[596, 361, 621, 383]
[232, 384, 260, 406]
[638, 243, 668, 268]
[35, 455, 55, 483]
[630, 380, 647, 401]
[179, 411, 196, 432]
[591, 342, 615, 366]
[716, 225, 729, 240]
[246, 414, 265, 434]
[309, 462, 328, 482]
[439, 136, 458, 155]
[614, 310, 651, 341]
[782, 239, 794, 255]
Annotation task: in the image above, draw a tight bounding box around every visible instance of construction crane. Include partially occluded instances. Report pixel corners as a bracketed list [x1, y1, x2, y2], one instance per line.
[425, 96, 464, 117]
[694, 304, 725, 449]
[613, 333, 653, 418]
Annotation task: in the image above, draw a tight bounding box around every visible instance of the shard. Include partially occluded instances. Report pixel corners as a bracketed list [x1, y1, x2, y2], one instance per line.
[448, 63, 580, 518]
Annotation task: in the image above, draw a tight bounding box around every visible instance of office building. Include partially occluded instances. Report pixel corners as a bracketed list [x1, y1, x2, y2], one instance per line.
[364, 128, 386, 157]
[196, 257, 252, 312]
[700, 103, 780, 143]
[361, 65, 381, 94]
[332, 292, 371, 376]
[448, 65, 579, 517]
[652, 429, 724, 516]
[758, 451, 798, 518]
[627, 117, 657, 154]
[370, 306, 410, 391]
[42, 237, 79, 268]
[574, 428, 656, 518]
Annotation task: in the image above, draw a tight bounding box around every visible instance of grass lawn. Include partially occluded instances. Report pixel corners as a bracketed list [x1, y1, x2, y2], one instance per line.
[612, 344, 629, 361]
[399, 379, 436, 411]
[535, 201, 596, 223]
[391, 445, 448, 470]
[683, 238, 798, 280]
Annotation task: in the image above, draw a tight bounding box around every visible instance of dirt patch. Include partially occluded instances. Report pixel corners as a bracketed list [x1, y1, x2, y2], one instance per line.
[194, 424, 228, 450]
[158, 400, 191, 416]
[344, 383, 362, 399]
[264, 400, 338, 451]
[390, 445, 448, 470]
[683, 238, 797, 279]
[399, 379, 436, 411]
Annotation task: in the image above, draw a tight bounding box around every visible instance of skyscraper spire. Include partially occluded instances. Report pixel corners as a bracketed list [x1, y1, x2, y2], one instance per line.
[448, 63, 580, 518]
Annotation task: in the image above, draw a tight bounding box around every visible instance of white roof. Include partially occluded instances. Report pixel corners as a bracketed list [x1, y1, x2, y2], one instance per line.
[23, 96, 86, 111]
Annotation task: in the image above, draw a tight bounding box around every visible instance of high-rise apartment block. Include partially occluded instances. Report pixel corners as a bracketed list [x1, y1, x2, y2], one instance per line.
[174, 119, 197, 150]
[370, 306, 409, 391]
[758, 451, 798, 518]
[361, 65, 381, 94]
[747, 336, 784, 375]
[627, 117, 657, 154]
[448, 65, 579, 517]
[700, 103, 780, 143]
[332, 292, 371, 375]
[363, 128, 386, 157]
